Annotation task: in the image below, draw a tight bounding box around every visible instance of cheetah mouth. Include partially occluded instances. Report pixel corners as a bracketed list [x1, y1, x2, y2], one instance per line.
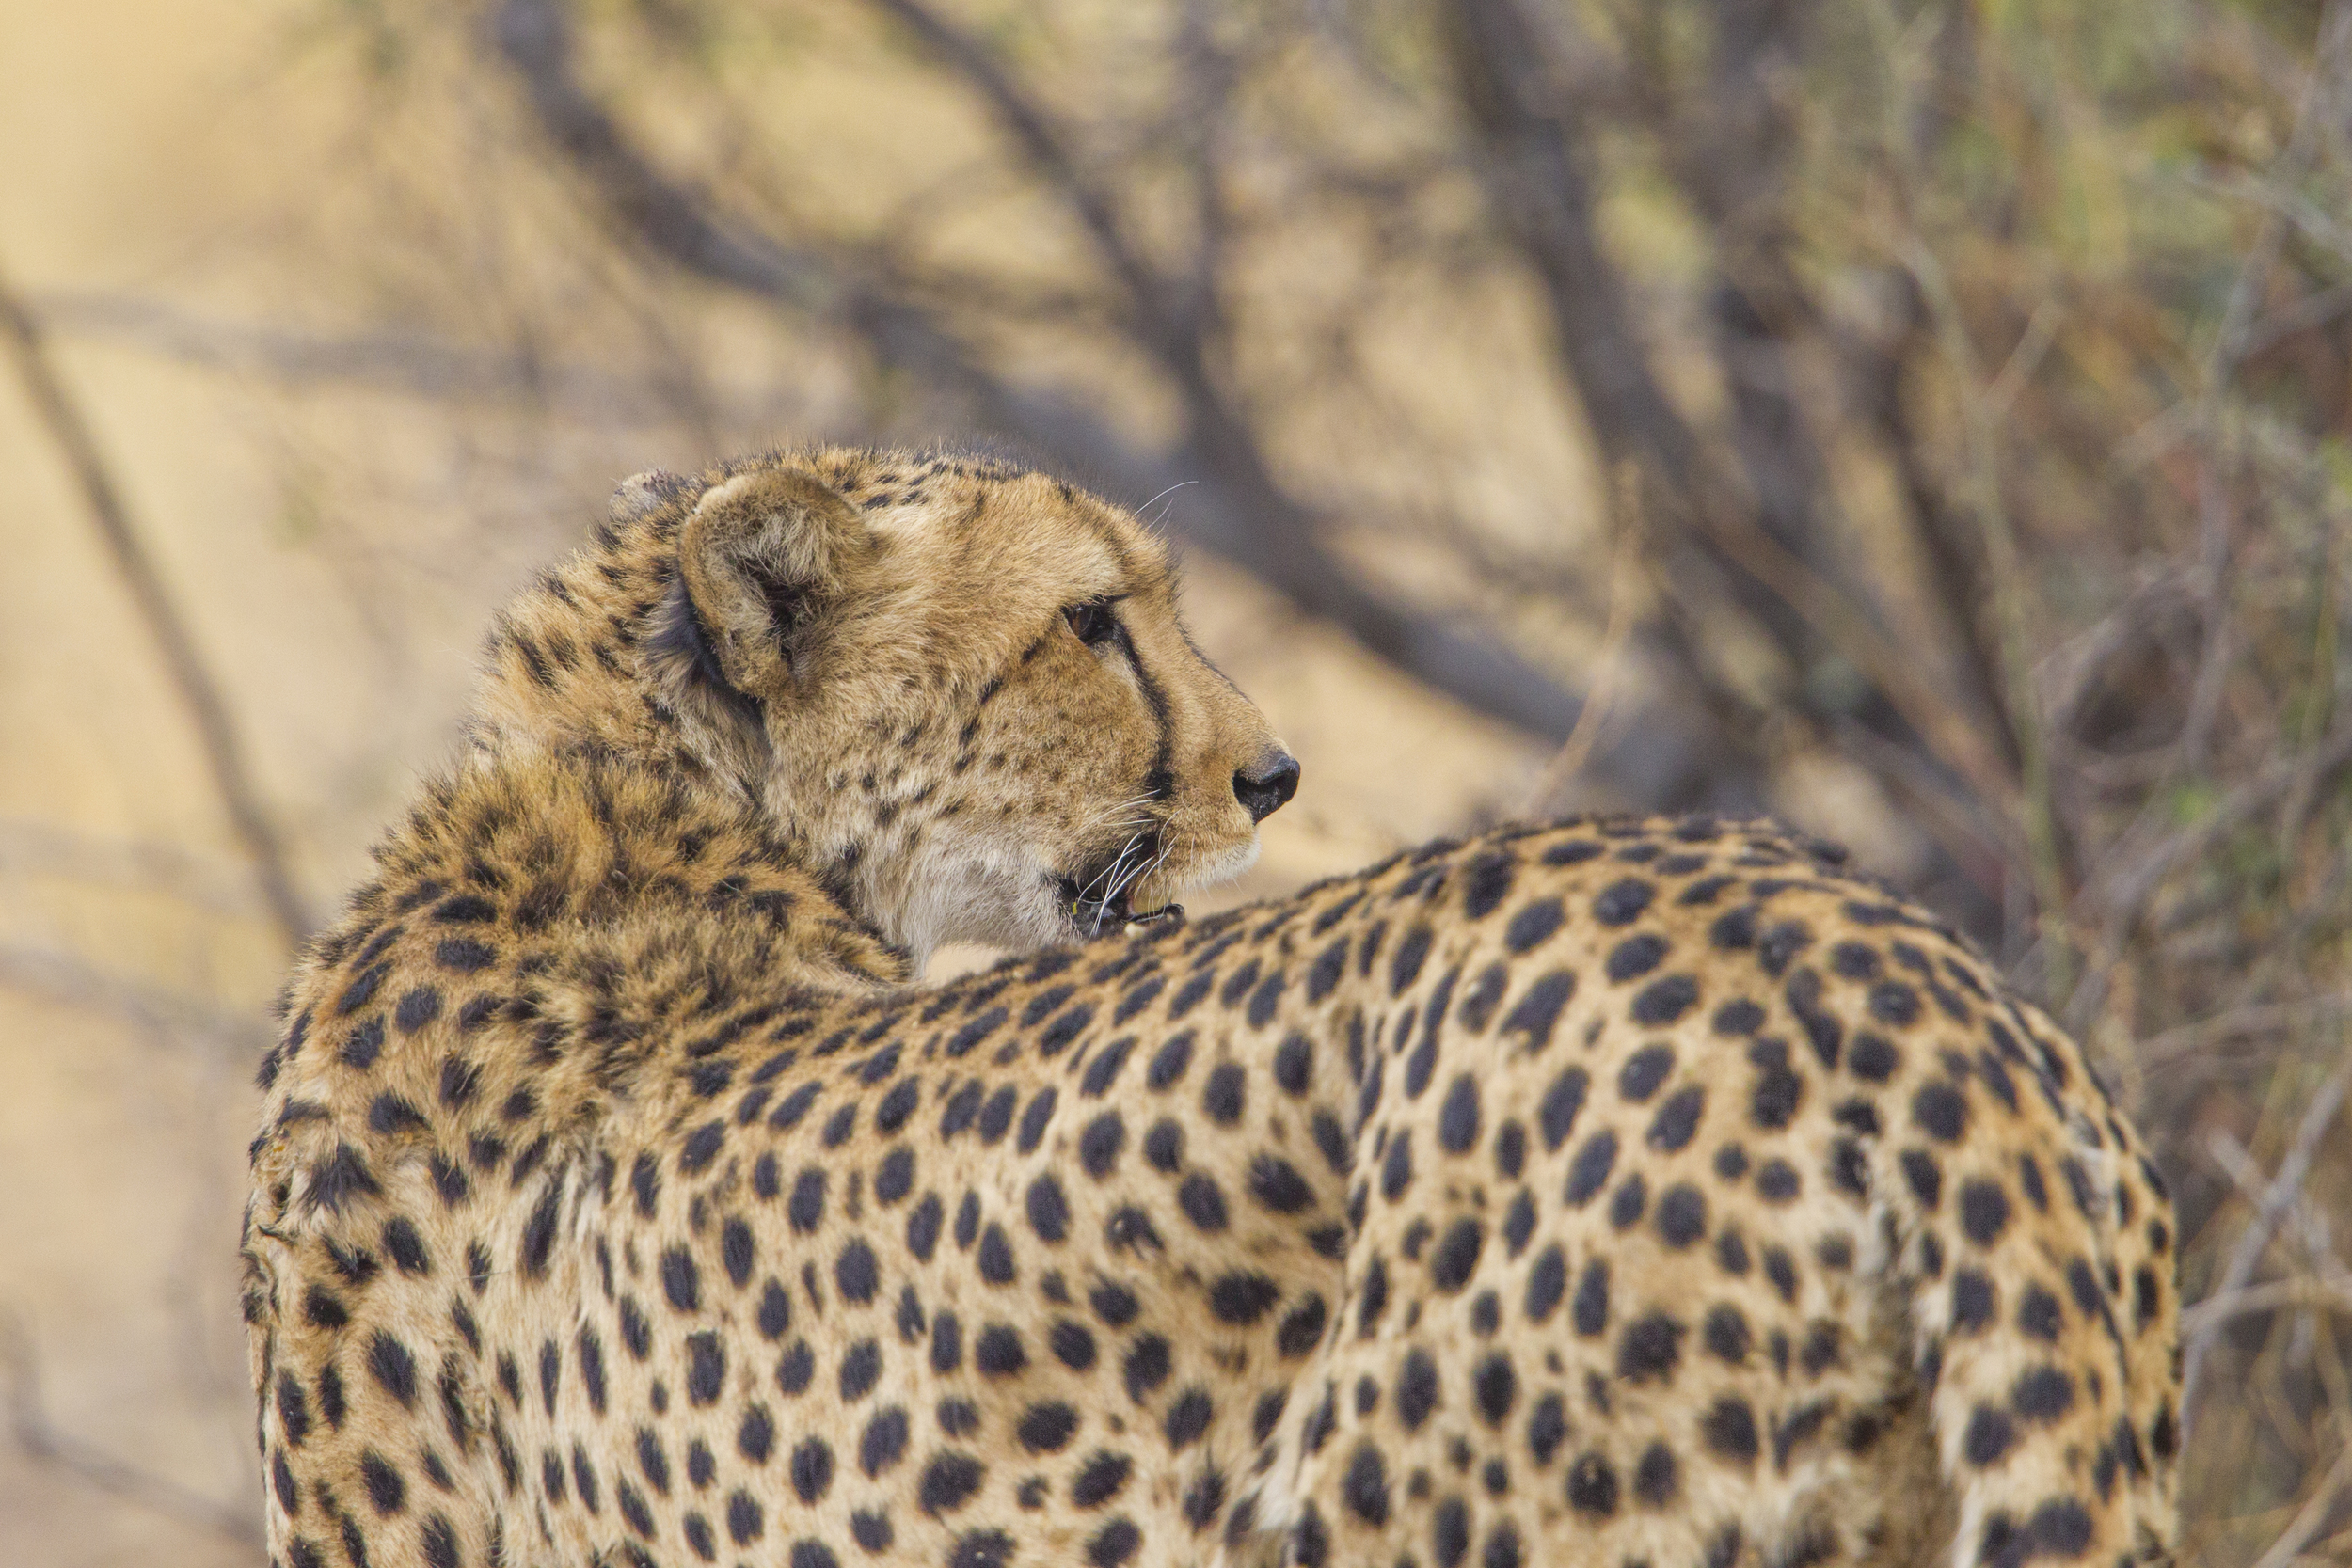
[1056, 832, 1183, 938]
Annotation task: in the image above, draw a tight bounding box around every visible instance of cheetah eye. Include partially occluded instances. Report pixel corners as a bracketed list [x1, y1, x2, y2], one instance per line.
[1063, 599, 1121, 648]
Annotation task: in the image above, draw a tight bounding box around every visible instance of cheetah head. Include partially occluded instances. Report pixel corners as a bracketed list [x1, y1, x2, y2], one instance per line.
[478, 449, 1296, 966]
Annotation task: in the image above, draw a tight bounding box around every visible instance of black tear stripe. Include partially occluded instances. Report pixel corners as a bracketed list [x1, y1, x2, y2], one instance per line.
[1120, 622, 1176, 803]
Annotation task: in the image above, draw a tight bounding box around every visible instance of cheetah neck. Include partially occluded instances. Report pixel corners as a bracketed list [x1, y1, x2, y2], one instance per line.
[274, 746, 912, 1137]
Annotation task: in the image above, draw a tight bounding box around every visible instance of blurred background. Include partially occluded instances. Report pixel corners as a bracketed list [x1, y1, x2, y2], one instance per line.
[3, 0, 2349, 1560]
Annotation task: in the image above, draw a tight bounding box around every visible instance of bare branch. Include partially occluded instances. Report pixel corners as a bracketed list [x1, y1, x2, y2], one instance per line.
[33, 290, 709, 422]
[0, 944, 261, 1059]
[488, 0, 1699, 780]
[2183, 1278, 2352, 1339]
[0, 816, 260, 917]
[2249, 1439, 2352, 1568]
[2180, 1058, 2351, 1432]
[1444, 0, 2017, 828]
[0, 262, 311, 949]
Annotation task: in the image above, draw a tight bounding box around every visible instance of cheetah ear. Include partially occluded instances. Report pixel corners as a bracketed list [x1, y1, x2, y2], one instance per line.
[610, 467, 690, 522]
[675, 467, 875, 705]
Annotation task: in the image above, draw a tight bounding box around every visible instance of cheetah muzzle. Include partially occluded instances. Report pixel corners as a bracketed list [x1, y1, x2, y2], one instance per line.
[244, 447, 2177, 1568]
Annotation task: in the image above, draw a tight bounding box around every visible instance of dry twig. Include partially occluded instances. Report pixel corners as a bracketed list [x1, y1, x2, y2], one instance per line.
[0, 262, 311, 949]
[2181, 1059, 2352, 1432]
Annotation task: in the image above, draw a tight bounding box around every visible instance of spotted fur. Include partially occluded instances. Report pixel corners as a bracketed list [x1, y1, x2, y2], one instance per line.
[244, 450, 2175, 1568]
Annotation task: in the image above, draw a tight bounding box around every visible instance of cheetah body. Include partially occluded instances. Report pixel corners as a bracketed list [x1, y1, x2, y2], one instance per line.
[244, 451, 2177, 1568]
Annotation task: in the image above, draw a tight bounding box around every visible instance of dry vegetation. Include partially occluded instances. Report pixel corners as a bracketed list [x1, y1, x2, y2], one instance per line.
[3, 0, 2350, 1562]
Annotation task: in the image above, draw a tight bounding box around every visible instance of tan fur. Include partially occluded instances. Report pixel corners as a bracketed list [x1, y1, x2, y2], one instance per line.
[244, 449, 2175, 1568]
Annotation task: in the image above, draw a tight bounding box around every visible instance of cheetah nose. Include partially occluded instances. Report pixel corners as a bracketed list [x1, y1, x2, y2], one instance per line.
[1233, 749, 1300, 823]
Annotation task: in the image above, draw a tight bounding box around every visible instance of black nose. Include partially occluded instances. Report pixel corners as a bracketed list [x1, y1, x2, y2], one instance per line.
[1233, 749, 1300, 823]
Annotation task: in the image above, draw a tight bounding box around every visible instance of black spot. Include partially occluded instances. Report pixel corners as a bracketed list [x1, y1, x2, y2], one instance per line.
[1079, 1037, 1136, 1098]
[1391, 927, 1435, 992]
[840, 1338, 883, 1401]
[1165, 1387, 1215, 1448]
[2028, 1499, 2094, 1556]
[1500, 971, 1575, 1052]
[919, 1451, 986, 1513]
[1592, 879, 1653, 925]
[975, 1325, 1026, 1376]
[1505, 900, 1565, 952]
[1051, 1319, 1097, 1370]
[1538, 1067, 1589, 1151]
[687, 1333, 724, 1406]
[790, 1437, 834, 1503]
[1438, 1075, 1483, 1153]
[1381, 1133, 1416, 1203]
[1073, 1449, 1132, 1508]
[1616, 1312, 1684, 1382]
[1605, 933, 1667, 982]
[2012, 1367, 2074, 1421]
[739, 1405, 774, 1463]
[1147, 1032, 1194, 1090]
[421, 1513, 463, 1568]
[1868, 980, 1921, 1025]
[1962, 1180, 2011, 1246]
[1633, 1442, 1677, 1506]
[1656, 1183, 1706, 1247]
[1713, 998, 1766, 1035]
[875, 1077, 921, 1134]
[1434, 1496, 1472, 1567]
[1179, 1173, 1229, 1232]
[1524, 1246, 1566, 1323]
[1208, 1272, 1280, 1324]
[742, 1284, 788, 1349]
[776, 1340, 815, 1395]
[1964, 1406, 2014, 1465]
[1473, 1353, 1517, 1424]
[1565, 1130, 1618, 1205]
[1704, 1397, 1759, 1464]
[1123, 1334, 1172, 1402]
[1619, 1044, 1674, 1101]
[359, 1449, 405, 1514]
[1462, 853, 1518, 919]
[1091, 1281, 1139, 1327]
[1079, 1112, 1126, 1179]
[367, 1332, 417, 1408]
[834, 1238, 880, 1303]
[1573, 1259, 1610, 1336]
[1343, 1443, 1391, 1526]
[2018, 1285, 2063, 1341]
[1429, 1218, 1484, 1291]
[727, 1491, 765, 1546]
[1201, 1063, 1246, 1124]
[1565, 1451, 1620, 1515]
[1647, 1085, 1705, 1151]
[1395, 1348, 1440, 1430]
[1089, 1519, 1141, 1568]
[1756, 1160, 1801, 1202]
[977, 1225, 1017, 1285]
[1631, 974, 1698, 1025]
[1703, 1304, 1751, 1363]
[662, 1247, 701, 1312]
[679, 1120, 725, 1173]
[1250, 1155, 1315, 1214]
[1018, 1402, 1078, 1452]
[1914, 1082, 1967, 1142]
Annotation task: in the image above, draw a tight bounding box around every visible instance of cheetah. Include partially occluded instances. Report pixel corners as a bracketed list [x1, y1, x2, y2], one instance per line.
[244, 448, 2178, 1568]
